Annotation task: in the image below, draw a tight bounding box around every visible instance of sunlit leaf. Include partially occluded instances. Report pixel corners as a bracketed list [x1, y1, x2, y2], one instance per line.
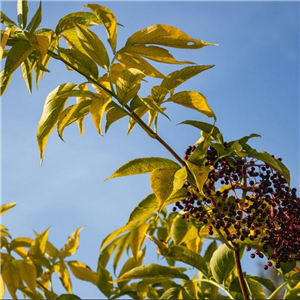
[116, 68, 145, 106]
[0, 70, 12, 96]
[105, 103, 128, 132]
[97, 264, 113, 298]
[168, 167, 187, 199]
[68, 261, 97, 285]
[2, 259, 20, 299]
[185, 160, 213, 194]
[0, 275, 4, 300]
[10, 237, 33, 250]
[210, 244, 235, 284]
[180, 120, 223, 144]
[28, 227, 50, 257]
[57, 100, 91, 140]
[56, 294, 81, 300]
[246, 276, 266, 299]
[166, 91, 215, 119]
[62, 30, 89, 55]
[245, 147, 290, 185]
[20, 57, 32, 94]
[126, 193, 159, 227]
[166, 245, 208, 276]
[24, 31, 50, 56]
[0, 11, 17, 27]
[85, 4, 117, 52]
[160, 287, 181, 299]
[117, 250, 145, 289]
[119, 45, 194, 64]
[60, 227, 84, 259]
[126, 24, 216, 49]
[37, 83, 77, 161]
[0, 27, 12, 60]
[98, 235, 124, 268]
[17, 0, 28, 29]
[58, 47, 99, 79]
[113, 233, 130, 273]
[26, 1, 42, 33]
[112, 264, 189, 283]
[171, 214, 192, 245]
[2, 40, 33, 80]
[130, 223, 149, 261]
[75, 23, 109, 69]
[150, 167, 179, 208]
[246, 275, 275, 293]
[90, 94, 111, 136]
[161, 65, 214, 91]
[55, 12, 101, 34]
[106, 157, 180, 180]
[204, 240, 218, 265]
[54, 261, 72, 293]
[18, 259, 37, 292]
[116, 52, 164, 78]
[0, 202, 16, 216]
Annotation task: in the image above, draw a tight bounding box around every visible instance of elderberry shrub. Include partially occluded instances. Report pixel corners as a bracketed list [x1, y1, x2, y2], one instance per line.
[173, 143, 300, 270]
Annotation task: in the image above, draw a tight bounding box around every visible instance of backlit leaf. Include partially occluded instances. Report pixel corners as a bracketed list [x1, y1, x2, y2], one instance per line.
[2, 40, 33, 79]
[18, 259, 37, 292]
[160, 287, 181, 299]
[58, 47, 99, 79]
[137, 95, 170, 120]
[126, 193, 159, 227]
[126, 24, 216, 49]
[55, 12, 101, 34]
[17, 0, 29, 29]
[210, 244, 235, 284]
[85, 4, 117, 52]
[62, 30, 90, 55]
[68, 261, 97, 285]
[150, 167, 179, 208]
[10, 237, 33, 249]
[75, 23, 109, 69]
[60, 226, 84, 259]
[116, 52, 164, 78]
[57, 100, 92, 140]
[119, 45, 194, 64]
[106, 157, 180, 180]
[112, 264, 189, 283]
[161, 65, 214, 91]
[166, 91, 215, 119]
[116, 68, 145, 106]
[37, 83, 77, 161]
[0, 202, 16, 216]
[26, 1, 42, 33]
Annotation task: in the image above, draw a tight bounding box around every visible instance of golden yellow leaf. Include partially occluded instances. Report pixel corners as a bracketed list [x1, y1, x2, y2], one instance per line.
[60, 227, 84, 259]
[18, 259, 37, 292]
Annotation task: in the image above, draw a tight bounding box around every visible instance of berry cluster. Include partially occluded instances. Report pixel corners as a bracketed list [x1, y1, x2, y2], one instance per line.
[173, 143, 300, 270]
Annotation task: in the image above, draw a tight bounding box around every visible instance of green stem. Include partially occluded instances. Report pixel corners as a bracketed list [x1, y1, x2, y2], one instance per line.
[194, 279, 235, 299]
[268, 280, 288, 299]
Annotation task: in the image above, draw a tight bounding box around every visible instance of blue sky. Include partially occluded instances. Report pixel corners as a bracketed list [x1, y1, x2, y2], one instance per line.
[1, 1, 299, 298]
